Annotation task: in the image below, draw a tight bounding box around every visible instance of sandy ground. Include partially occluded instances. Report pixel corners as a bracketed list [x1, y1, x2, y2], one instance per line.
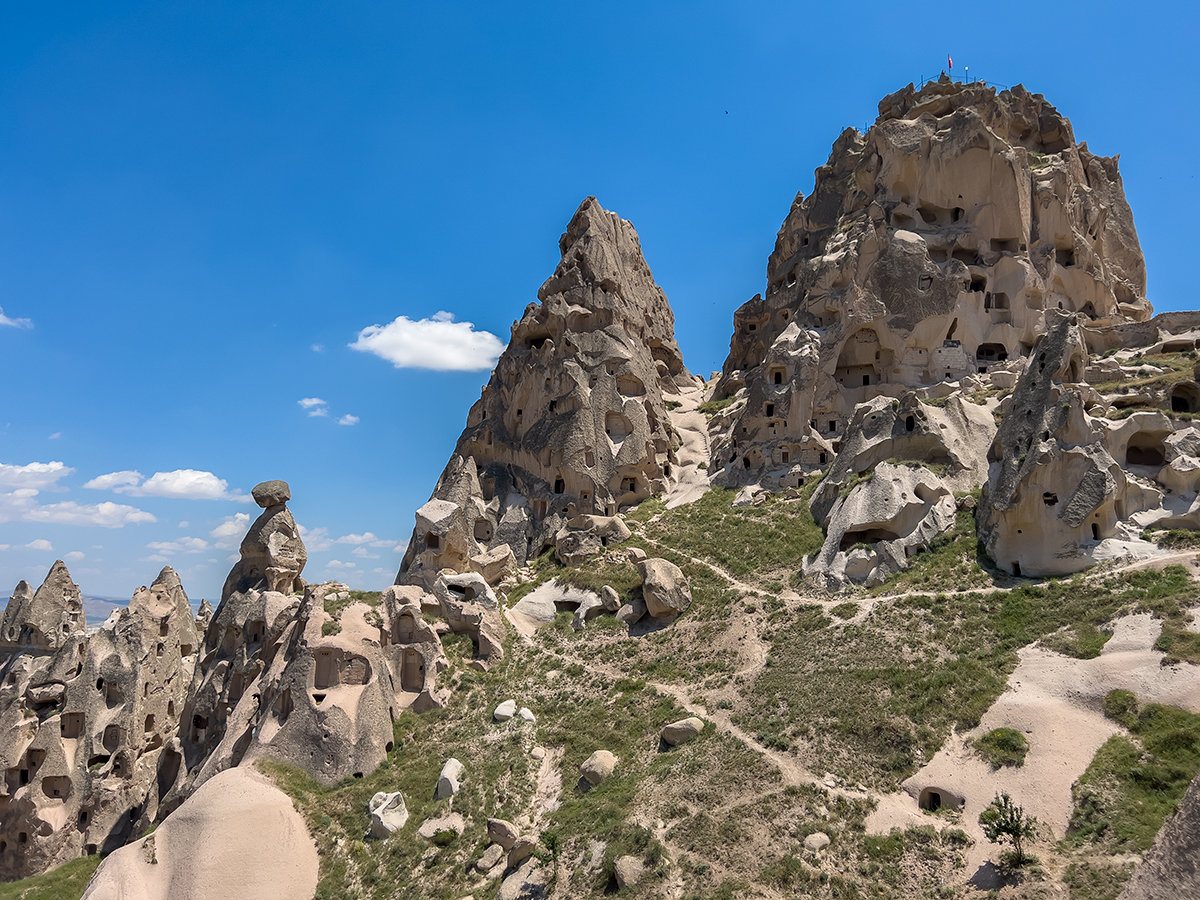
[867, 613, 1200, 888]
[663, 382, 713, 509]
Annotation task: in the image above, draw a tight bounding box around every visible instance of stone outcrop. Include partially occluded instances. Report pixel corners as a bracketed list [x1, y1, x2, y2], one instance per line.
[397, 197, 691, 590]
[0, 563, 200, 879]
[709, 77, 1151, 495]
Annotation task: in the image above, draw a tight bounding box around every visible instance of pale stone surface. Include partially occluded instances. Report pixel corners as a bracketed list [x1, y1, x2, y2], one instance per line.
[419, 812, 466, 843]
[637, 558, 692, 618]
[368, 791, 409, 838]
[614, 855, 645, 888]
[436, 758, 464, 799]
[251, 479, 291, 508]
[518, 707, 535, 722]
[507, 836, 536, 869]
[487, 818, 520, 851]
[804, 832, 831, 851]
[494, 699, 517, 722]
[661, 717, 705, 746]
[80, 767, 318, 900]
[580, 750, 618, 785]
[475, 843, 505, 872]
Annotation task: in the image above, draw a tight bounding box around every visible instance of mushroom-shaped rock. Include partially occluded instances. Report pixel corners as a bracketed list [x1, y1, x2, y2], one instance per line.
[580, 750, 618, 785]
[436, 757, 464, 799]
[487, 818, 520, 851]
[222, 484, 307, 600]
[637, 558, 692, 618]
[368, 791, 409, 837]
[494, 699, 517, 722]
[661, 717, 705, 746]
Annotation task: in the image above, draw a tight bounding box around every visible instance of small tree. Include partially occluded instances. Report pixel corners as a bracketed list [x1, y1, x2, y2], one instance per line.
[979, 792, 1036, 865]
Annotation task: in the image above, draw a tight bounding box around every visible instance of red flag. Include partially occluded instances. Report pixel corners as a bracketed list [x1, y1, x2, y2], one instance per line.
[948, 55, 953, 69]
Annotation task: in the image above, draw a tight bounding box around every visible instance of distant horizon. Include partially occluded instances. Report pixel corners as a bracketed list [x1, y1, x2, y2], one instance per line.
[1, 1, 1195, 602]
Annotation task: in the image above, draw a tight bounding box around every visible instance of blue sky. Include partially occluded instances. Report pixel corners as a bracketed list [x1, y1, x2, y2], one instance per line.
[0, 1, 1195, 602]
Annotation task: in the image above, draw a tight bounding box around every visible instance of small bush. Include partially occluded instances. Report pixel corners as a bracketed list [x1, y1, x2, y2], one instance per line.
[979, 792, 1036, 865]
[973, 727, 1028, 769]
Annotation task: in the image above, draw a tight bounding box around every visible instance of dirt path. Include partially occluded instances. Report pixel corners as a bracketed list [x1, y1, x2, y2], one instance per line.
[663, 383, 713, 510]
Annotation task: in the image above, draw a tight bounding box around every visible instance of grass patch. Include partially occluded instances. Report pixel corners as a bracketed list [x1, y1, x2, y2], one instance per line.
[0, 857, 101, 900]
[1067, 690, 1200, 851]
[324, 589, 381, 621]
[830, 601, 859, 620]
[1142, 527, 1200, 550]
[1039, 621, 1112, 658]
[867, 502, 995, 595]
[1154, 624, 1200, 664]
[743, 566, 1199, 787]
[697, 397, 738, 416]
[1062, 860, 1136, 900]
[972, 727, 1028, 769]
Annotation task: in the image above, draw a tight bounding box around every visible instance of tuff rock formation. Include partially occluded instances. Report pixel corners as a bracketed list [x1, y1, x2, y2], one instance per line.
[397, 197, 692, 591]
[0, 563, 199, 879]
[710, 77, 1150, 499]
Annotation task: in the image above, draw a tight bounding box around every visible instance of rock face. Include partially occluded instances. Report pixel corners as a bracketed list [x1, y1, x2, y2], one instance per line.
[637, 558, 692, 619]
[976, 316, 1158, 576]
[397, 197, 691, 590]
[0, 563, 200, 879]
[709, 78, 1151, 497]
[79, 766, 318, 900]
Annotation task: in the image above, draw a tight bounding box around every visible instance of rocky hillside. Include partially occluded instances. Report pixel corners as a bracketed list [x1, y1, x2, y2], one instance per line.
[3, 79, 1200, 900]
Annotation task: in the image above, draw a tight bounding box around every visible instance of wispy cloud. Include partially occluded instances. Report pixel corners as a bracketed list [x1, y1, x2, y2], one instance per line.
[351, 546, 380, 559]
[65, 550, 85, 561]
[210, 512, 251, 549]
[338, 414, 359, 426]
[311, 343, 325, 353]
[325, 559, 356, 570]
[147, 537, 209, 554]
[0, 490, 156, 528]
[350, 311, 503, 372]
[299, 398, 329, 417]
[48, 432, 61, 440]
[84, 469, 251, 502]
[26, 539, 53, 551]
[298, 524, 333, 552]
[0, 461, 73, 491]
[0, 307, 33, 329]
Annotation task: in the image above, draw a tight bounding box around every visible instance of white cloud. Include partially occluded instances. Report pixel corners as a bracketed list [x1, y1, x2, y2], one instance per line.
[26, 539, 53, 551]
[0, 544, 9, 551]
[143, 553, 170, 563]
[0, 307, 33, 329]
[350, 311, 504, 372]
[299, 397, 329, 416]
[309, 408, 329, 418]
[351, 546, 380, 559]
[147, 537, 209, 554]
[325, 559, 356, 569]
[335, 532, 378, 545]
[298, 524, 333, 552]
[84, 470, 142, 491]
[48, 432, 61, 440]
[0, 461, 73, 491]
[311, 344, 325, 353]
[178, 520, 189, 528]
[65, 550, 85, 561]
[338, 414, 359, 426]
[0, 491, 156, 528]
[86, 469, 249, 502]
[210, 513, 251, 549]
[227, 553, 240, 563]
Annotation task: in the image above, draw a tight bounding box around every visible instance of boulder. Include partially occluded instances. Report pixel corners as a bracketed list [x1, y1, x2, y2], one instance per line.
[487, 818, 520, 851]
[498, 857, 550, 900]
[494, 699, 517, 722]
[804, 832, 831, 852]
[615, 597, 647, 625]
[507, 836, 537, 869]
[571, 594, 607, 630]
[580, 750, 618, 786]
[251, 479, 291, 508]
[368, 791, 409, 838]
[661, 717, 705, 747]
[436, 758, 464, 799]
[518, 707, 535, 722]
[637, 558, 692, 618]
[600, 585, 621, 611]
[614, 855, 645, 889]
[475, 843, 505, 873]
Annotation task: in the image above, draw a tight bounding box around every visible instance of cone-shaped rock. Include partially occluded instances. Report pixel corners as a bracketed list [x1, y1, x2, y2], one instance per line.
[398, 196, 690, 588]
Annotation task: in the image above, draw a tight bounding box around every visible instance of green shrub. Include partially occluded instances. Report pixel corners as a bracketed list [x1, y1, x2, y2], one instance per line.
[973, 727, 1029, 769]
